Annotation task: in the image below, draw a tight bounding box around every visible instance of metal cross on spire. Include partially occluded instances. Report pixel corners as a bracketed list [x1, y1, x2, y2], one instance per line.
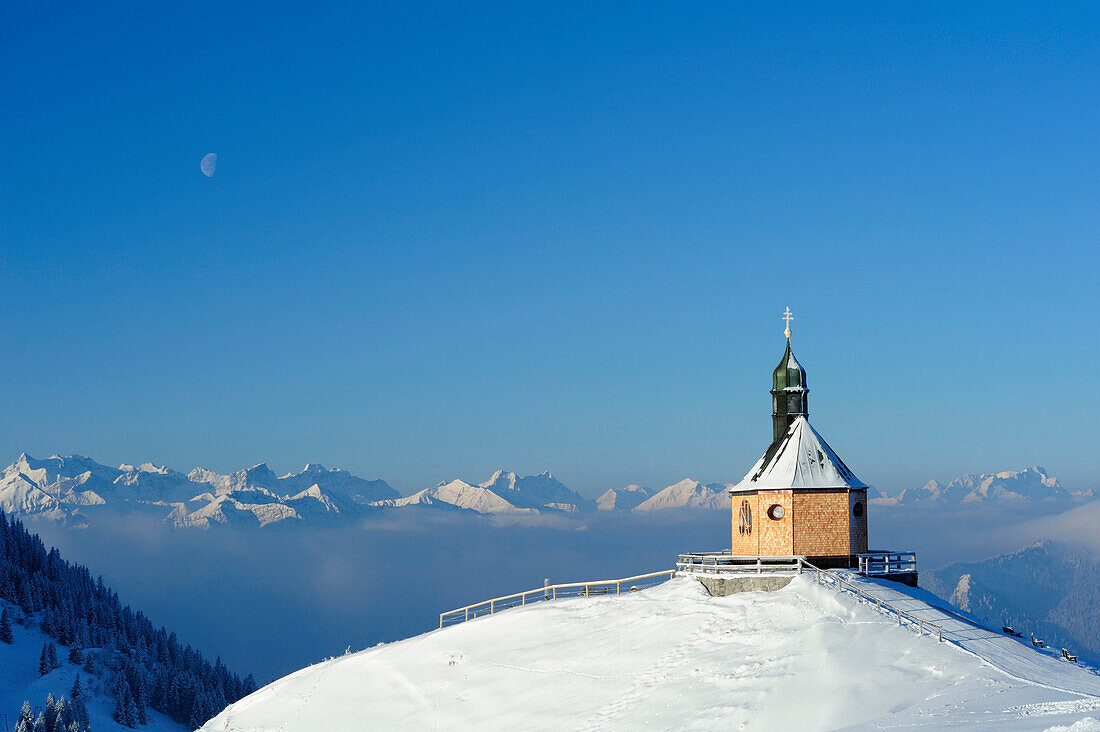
[782, 307, 794, 340]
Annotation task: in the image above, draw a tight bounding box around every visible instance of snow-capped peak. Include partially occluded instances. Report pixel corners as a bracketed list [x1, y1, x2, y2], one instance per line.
[633, 478, 729, 511]
[873, 466, 1084, 505]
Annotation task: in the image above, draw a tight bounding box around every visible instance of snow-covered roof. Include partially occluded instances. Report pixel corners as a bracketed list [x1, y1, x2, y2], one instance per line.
[731, 416, 866, 493]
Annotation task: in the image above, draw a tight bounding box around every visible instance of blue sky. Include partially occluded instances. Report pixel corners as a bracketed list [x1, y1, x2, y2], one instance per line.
[2, 2, 1098, 497]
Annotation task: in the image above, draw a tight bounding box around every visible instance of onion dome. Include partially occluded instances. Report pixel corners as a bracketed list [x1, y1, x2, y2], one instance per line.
[770, 309, 809, 443]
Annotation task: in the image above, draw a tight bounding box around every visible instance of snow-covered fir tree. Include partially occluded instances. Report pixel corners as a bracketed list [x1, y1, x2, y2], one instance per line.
[113, 673, 138, 728]
[39, 640, 59, 675]
[0, 605, 12, 643]
[15, 701, 34, 732]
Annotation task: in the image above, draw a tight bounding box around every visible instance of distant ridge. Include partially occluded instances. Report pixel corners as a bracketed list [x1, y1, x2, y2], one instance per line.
[9, 454, 1074, 527]
[0, 454, 398, 528]
[0, 453, 741, 526]
[873, 467, 1089, 506]
[634, 479, 730, 512]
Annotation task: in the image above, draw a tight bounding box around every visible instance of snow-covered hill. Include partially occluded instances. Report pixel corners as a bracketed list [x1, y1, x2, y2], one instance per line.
[201, 575, 1100, 731]
[874, 467, 1089, 506]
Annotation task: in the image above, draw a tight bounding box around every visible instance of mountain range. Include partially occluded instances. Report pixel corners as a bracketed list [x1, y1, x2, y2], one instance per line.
[0, 454, 732, 528]
[871, 466, 1091, 505]
[3, 453, 1085, 528]
[0, 454, 399, 529]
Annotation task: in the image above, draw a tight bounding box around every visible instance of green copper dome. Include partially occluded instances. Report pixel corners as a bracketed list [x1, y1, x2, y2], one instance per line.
[772, 338, 807, 391]
[770, 337, 809, 443]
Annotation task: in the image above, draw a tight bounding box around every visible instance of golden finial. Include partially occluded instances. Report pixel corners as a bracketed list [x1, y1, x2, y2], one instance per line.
[782, 307, 793, 340]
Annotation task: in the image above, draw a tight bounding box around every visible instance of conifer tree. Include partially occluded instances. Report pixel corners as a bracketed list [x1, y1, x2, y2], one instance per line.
[44, 694, 57, 732]
[113, 673, 138, 728]
[47, 641, 59, 670]
[57, 694, 74, 731]
[67, 643, 83, 665]
[39, 641, 52, 675]
[69, 677, 89, 731]
[17, 700, 34, 729]
[188, 689, 210, 729]
[0, 606, 13, 644]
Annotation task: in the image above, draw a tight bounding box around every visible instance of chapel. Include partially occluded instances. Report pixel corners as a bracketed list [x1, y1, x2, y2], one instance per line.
[729, 309, 869, 568]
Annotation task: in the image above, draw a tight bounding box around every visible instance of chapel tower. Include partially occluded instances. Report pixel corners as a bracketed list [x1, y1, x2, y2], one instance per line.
[771, 307, 808, 442]
[730, 309, 869, 568]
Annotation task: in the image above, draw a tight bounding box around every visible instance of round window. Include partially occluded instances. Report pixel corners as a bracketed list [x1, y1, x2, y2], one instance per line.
[853, 501, 864, 518]
[767, 504, 785, 520]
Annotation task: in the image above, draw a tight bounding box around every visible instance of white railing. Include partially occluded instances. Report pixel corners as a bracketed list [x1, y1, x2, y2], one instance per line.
[676, 553, 804, 575]
[801, 558, 943, 642]
[438, 556, 941, 643]
[858, 551, 917, 576]
[676, 553, 941, 642]
[438, 570, 676, 629]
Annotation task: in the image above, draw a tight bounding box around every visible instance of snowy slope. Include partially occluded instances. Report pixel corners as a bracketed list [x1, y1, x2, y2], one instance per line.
[203, 574, 1100, 730]
[0, 600, 184, 731]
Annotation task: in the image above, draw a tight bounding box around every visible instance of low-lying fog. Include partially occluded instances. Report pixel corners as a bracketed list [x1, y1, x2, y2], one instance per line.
[27, 499, 1096, 682]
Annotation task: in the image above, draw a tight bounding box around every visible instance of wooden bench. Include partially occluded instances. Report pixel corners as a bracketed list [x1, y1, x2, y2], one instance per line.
[1062, 648, 1078, 663]
[1001, 626, 1022, 638]
[1031, 634, 1045, 648]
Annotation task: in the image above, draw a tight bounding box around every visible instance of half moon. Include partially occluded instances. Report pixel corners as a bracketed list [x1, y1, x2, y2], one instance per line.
[200, 153, 217, 177]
